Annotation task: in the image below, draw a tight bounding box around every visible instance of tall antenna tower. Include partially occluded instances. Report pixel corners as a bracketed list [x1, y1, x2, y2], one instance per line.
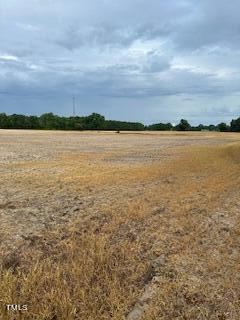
[72, 96, 76, 117]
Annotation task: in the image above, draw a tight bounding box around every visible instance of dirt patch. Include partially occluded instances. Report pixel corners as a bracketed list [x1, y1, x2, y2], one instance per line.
[0, 130, 240, 319]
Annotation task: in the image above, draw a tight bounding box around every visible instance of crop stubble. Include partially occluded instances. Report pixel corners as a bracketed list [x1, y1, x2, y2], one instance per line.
[0, 130, 240, 319]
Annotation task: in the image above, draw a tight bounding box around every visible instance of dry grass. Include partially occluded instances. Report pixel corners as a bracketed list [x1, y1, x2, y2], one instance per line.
[0, 132, 240, 319]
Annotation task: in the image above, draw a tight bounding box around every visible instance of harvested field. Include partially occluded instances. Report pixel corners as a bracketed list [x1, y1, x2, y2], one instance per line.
[0, 130, 240, 319]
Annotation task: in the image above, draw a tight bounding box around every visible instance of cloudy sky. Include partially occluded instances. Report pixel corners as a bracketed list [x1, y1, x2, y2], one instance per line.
[0, 0, 240, 124]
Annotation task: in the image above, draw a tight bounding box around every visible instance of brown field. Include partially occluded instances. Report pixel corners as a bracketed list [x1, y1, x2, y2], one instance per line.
[0, 130, 240, 320]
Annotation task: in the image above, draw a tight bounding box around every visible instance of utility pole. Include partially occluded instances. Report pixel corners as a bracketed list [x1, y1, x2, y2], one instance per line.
[72, 96, 76, 117]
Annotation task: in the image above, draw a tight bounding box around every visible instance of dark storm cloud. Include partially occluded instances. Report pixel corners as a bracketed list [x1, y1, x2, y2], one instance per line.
[0, 0, 240, 123]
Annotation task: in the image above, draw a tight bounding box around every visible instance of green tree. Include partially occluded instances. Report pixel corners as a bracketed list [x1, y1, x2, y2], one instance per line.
[147, 122, 173, 131]
[85, 113, 105, 130]
[208, 124, 217, 131]
[0, 113, 9, 128]
[230, 117, 240, 132]
[104, 120, 144, 131]
[217, 122, 229, 132]
[9, 114, 27, 129]
[175, 119, 191, 131]
[39, 113, 59, 129]
[26, 116, 40, 129]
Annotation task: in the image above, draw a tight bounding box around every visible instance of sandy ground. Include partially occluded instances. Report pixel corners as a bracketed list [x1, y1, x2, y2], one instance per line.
[0, 130, 239, 249]
[0, 129, 237, 164]
[1, 130, 240, 319]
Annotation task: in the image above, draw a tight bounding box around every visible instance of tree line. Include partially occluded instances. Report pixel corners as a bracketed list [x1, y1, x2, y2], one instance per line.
[0, 112, 144, 131]
[0, 112, 240, 132]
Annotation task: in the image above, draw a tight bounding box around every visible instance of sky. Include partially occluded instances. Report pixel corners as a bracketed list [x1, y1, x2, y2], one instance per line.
[0, 0, 240, 125]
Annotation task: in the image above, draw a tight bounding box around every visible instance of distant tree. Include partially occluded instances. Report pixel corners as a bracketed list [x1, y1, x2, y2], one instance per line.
[191, 124, 218, 131]
[67, 116, 85, 130]
[175, 119, 191, 131]
[9, 114, 28, 129]
[147, 122, 173, 131]
[27, 116, 40, 129]
[208, 124, 217, 131]
[191, 124, 204, 131]
[85, 113, 105, 130]
[217, 122, 229, 132]
[39, 113, 59, 129]
[198, 124, 204, 131]
[0, 113, 9, 128]
[230, 117, 240, 132]
[104, 120, 144, 131]
[0, 112, 236, 133]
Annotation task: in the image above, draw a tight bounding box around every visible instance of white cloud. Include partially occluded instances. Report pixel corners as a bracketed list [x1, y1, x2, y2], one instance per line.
[0, 54, 19, 61]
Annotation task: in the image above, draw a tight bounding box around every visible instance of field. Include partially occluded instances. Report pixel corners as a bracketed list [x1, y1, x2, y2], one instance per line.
[0, 130, 240, 320]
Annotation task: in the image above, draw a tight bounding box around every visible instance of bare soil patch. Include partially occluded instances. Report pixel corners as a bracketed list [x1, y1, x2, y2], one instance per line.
[0, 130, 240, 319]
